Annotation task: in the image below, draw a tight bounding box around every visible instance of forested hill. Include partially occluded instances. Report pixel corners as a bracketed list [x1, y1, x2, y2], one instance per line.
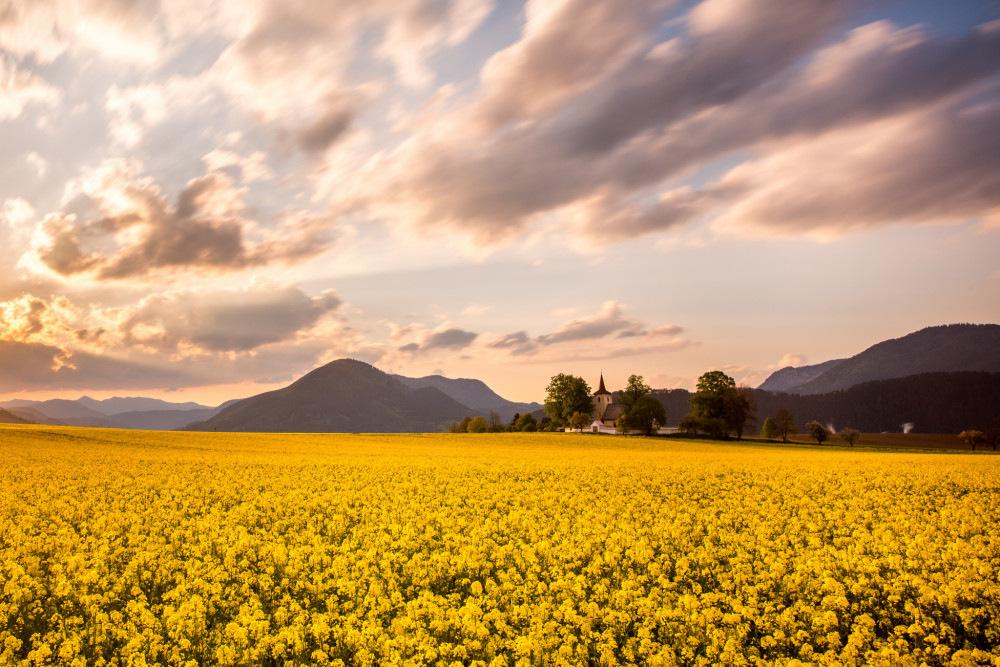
[757, 324, 1000, 395]
[654, 371, 1000, 434]
[184, 358, 471, 433]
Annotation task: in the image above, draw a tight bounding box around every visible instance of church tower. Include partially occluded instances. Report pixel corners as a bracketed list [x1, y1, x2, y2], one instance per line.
[593, 374, 612, 420]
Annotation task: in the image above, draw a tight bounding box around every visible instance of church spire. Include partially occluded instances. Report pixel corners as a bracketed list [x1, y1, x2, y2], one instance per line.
[594, 373, 611, 395]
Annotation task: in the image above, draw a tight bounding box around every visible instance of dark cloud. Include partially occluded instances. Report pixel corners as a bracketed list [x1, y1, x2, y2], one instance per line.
[709, 91, 1000, 236]
[487, 302, 687, 357]
[120, 286, 342, 353]
[486, 331, 538, 356]
[32, 165, 335, 280]
[538, 301, 641, 345]
[397, 326, 479, 354]
[362, 4, 1000, 245]
[0, 339, 204, 392]
[473, 0, 666, 128]
[297, 104, 354, 154]
[424, 327, 478, 350]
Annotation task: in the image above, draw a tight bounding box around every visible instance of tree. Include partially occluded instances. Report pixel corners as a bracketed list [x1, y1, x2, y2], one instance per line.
[568, 411, 591, 432]
[623, 395, 667, 436]
[487, 410, 504, 433]
[447, 420, 463, 433]
[467, 416, 488, 433]
[514, 413, 538, 432]
[679, 414, 726, 438]
[689, 371, 737, 422]
[773, 408, 797, 443]
[544, 374, 593, 426]
[619, 374, 652, 411]
[761, 417, 779, 440]
[723, 386, 756, 440]
[839, 428, 861, 447]
[958, 430, 984, 451]
[805, 421, 830, 445]
[615, 414, 629, 434]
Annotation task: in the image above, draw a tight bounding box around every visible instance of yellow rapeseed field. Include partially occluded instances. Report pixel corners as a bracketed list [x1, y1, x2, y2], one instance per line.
[1, 425, 998, 666]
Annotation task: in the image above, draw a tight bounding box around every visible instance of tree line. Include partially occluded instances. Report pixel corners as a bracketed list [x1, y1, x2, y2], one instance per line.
[448, 370, 1000, 445]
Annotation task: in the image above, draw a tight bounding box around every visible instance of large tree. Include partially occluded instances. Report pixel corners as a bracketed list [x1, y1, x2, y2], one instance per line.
[623, 395, 667, 436]
[839, 428, 861, 447]
[805, 421, 830, 445]
[544, 374, 593, 426]
[684, 370, 737, 438]
[723, 385, 756, 440]
[619, 374, 652, 411]
[773, 408, 797, 443]
[690, 371, 737, 421]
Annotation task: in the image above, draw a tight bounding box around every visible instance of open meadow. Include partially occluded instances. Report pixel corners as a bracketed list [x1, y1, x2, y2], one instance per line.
[1, 426, 998, 666]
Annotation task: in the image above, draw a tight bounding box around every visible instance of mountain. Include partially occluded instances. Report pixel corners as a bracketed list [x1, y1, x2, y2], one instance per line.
[0, 398, 116, 423]
[76, 396, 212, 415]
[111, 407, 225, 431]
[0, 408, 29, 424]
[758, 359, 844, 392]
[757, 324, 1000, 395]
[4, 406, 65, 425]
[392, 374, 542, 422]
[751, 372, 1000, 434]
[656, 371, 1000, 434]
[185, 359, 471, 433]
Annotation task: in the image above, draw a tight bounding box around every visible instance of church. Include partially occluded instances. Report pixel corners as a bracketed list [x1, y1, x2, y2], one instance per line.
[590, 374, 626, 432]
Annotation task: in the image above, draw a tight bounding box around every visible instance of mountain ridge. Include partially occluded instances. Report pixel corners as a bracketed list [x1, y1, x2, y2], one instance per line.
[392, 373, 542, 422]
[185, 359, 472, 433]
[757, 324, 1000, 395]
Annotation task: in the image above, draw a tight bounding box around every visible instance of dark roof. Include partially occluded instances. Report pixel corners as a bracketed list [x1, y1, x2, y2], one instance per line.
[594, 374, 611, 396]
[601, 404, 627, 422]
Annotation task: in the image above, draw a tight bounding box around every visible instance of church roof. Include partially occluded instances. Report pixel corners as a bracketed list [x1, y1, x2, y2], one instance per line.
[594, 374, 611, 396]
[601, 403, 627, 422]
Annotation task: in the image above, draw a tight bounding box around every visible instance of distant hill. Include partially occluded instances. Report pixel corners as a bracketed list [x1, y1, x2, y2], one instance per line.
[77, 396, 212, 415]
[112, 407, 225, 431]
[186, 359, 471, 433]
[757, 324, 1000, 395]
[657, 371, 1000, 434]
[752, 372, 1000, 434]
[0, 398, 99, 419]
[0, 408, 29, 424]
[4, 406, 64, 425]
[392, 374, 542, 422]
[758, 359, 844, 392]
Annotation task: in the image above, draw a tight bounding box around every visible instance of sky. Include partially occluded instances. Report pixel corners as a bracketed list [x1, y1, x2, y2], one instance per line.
[0, 0, 998, 406]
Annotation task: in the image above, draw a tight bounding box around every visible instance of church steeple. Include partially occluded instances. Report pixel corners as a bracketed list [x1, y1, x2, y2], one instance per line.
[593, 373, 612, 419]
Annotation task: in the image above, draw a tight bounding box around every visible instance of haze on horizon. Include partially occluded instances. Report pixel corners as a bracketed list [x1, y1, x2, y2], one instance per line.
[0, 0, 998, 406]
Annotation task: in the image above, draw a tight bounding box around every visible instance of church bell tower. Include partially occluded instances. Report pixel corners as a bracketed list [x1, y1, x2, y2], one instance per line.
[593, 374, 612, 420]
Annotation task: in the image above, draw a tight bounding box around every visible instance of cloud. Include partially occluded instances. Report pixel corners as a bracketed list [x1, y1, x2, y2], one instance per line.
[0, 0, 163, 65]
[201, 149, 273, 183]
[777, 353, 807, 368]
[0, 285, 370, 392]
[296, 103, 355, 154]
[119, 286, 343, 354]
[538, 300, 642, 345]
[344, 6, 1000, 247]
[0, 339, 205, 392]
[390, 321, 479, 355]
[0, 56, 60, 120]
[25, 160, 336, 281]
[472, 0, 669, 129]
[486, 330, 537, 356]
[210, 0, 492, 123]
[486, 301, 691, 360]
[709, 92, 1000, 237]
